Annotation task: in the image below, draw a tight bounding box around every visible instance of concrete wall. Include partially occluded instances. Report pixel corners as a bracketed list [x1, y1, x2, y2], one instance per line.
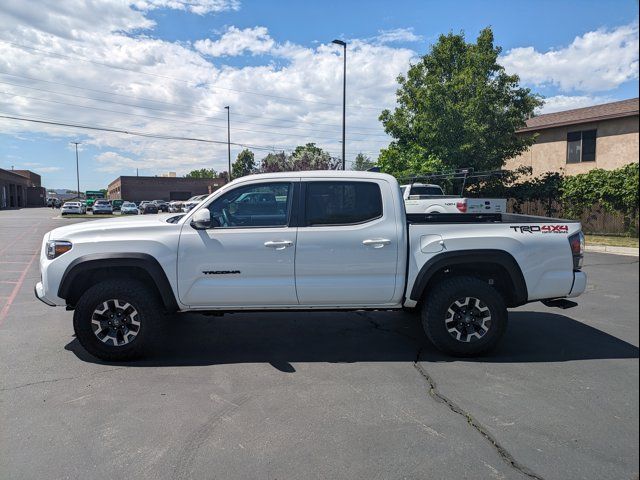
[506, 115, 639, 176]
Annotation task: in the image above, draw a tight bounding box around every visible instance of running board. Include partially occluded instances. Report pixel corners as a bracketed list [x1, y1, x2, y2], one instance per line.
[542, 299, 578, 309]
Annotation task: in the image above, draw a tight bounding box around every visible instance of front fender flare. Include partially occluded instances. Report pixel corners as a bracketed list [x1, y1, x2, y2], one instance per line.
[58, 253, 179, 311]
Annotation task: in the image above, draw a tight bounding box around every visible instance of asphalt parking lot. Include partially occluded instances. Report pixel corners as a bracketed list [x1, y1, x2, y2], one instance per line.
[1, 207, 638, 480]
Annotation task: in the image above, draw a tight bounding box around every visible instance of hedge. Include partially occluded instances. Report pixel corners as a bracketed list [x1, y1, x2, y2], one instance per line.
[467, 163, 639, 235]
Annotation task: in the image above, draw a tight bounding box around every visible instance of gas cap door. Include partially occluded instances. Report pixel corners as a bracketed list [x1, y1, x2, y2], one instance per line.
[420, 234, 445, 253]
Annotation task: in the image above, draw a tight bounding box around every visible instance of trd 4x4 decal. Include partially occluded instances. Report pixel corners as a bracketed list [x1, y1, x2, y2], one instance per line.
[510, 225, 569, 234]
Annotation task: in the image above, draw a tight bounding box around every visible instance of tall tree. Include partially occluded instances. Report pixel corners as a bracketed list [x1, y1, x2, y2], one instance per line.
[352, 153, 375, 171]
[231, 149, 256, 178]
[258, 144, 340, 172]
[289, 143, 339, 171]
[185, 168, 217, 178]
[379, 27, 542, 177]
[259, 152, 289, 172]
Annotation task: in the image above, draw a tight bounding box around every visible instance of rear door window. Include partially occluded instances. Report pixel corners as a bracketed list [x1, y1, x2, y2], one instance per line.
[304, 181, 382, 226]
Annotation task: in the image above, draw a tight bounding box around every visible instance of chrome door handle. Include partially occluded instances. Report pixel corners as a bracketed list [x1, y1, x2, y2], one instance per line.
[264, 240, 294, 250]
[362, 238, 391, 248]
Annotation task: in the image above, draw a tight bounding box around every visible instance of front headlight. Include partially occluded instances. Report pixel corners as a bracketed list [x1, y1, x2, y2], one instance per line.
[46, 240, 73, 260]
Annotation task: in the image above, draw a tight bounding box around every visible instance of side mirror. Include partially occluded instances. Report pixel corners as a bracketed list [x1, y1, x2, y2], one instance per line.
[190, 209, 212, 230]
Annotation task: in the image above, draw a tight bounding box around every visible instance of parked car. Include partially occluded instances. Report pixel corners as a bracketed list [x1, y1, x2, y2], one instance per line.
[168, 201, 183, 213]
[120, 202, 139, 215]
[92, 199, 113, 215]
[182, 194, 208, 212]
[153, 200, 169, 212]
[401, 183, 507, 214]
[60, 201, 86, 215]
[111, 199, 124, 211]
[139, 201, 158, 214]
[35, 171, 586, 361]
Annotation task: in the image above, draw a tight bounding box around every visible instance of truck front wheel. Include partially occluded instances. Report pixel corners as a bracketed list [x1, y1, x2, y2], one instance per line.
[73, 279, 164, 361]
[421, 276, 508, 357]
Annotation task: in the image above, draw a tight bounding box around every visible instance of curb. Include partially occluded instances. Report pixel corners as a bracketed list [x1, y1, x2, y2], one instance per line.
[585, 245, 639, 257]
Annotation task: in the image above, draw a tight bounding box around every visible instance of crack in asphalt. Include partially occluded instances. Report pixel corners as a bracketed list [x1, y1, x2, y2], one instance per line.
[173, 394, 251, 480]
[356, 310, 544, 479]
[412, 347, 545, 480]
[0, 367, 125, 392]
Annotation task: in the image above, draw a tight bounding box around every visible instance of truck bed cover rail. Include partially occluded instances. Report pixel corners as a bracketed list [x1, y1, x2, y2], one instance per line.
[406, 213, 580, 224]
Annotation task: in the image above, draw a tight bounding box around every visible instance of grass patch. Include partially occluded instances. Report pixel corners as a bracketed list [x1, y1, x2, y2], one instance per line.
[585, 235, 639, 248]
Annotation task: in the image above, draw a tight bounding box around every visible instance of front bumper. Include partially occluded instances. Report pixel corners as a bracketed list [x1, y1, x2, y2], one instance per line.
[34, 282, 56, 306]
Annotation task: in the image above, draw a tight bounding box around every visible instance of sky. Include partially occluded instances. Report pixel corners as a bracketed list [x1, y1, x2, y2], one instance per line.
[0, 0, 638, 190]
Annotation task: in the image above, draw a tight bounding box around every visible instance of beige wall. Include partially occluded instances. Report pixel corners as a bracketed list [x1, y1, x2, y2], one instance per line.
[506, 115, 639, 176]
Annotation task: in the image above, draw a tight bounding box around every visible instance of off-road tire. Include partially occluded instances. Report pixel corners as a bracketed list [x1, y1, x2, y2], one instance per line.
[421, 276, 508, 357]
[73, 279, 164, 361]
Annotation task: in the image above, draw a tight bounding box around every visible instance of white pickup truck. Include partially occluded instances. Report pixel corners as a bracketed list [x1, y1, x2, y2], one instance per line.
[35, 171, 586, 361]
[401, 183, 507, 214]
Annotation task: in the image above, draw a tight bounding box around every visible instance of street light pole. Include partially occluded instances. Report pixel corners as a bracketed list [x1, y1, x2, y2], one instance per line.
[70, 141, 81, 199]
[224, 106, 231, 181]
[332, 39, 347, 170]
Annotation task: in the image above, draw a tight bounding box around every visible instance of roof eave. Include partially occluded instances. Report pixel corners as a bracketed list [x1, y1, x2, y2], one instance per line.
[517, 110, 639, 133]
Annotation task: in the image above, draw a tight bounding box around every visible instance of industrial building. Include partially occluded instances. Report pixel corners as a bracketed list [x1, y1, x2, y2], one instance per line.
[107, 175, 227, 202]
[0, 168, 46, 209]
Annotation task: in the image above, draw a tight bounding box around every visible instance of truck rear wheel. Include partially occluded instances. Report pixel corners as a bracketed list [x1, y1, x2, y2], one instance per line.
[73, 279, 164, 361]
[421, 276, 507, 357]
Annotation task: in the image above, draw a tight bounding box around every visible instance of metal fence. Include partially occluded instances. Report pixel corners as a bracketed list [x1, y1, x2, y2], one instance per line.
[507, 200, 639, 236]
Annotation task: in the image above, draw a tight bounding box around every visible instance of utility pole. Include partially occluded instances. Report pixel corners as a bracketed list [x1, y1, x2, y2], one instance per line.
[70, 141, 81, 199]
[225, 106, 231, 182]
[332, 39, 347, 170]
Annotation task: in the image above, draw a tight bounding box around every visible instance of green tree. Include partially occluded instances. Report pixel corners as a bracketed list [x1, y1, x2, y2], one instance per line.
[379, 27, 542, 177]
[259, 152, 289, 172]
[289, 143, 339, 171]
[352, 153, 375, 171]
[232, 149, 256, 178]
[258, 144, 340, 172]
[185, 168, 217, 179]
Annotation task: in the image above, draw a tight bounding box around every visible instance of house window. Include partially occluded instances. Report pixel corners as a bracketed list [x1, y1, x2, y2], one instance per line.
[567, 129, 597, 163]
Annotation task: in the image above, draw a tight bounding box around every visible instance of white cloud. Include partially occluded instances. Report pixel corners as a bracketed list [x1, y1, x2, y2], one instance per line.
[132, 0, 240, 15]
[194, 26, 275, 57]
[35, 166, 63, 173]
[0, 3, 414, 178]
[538, 95, 615, 114]
[95, 152, 143, 173]
[376, 28, 422, 44]
[501, 23, 639, 92]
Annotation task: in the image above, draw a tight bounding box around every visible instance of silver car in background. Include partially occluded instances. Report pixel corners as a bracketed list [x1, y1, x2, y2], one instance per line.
[120, 201, 139, 215]
[92, 199, 113, 215]
[168, 201, 183, 213]
[182, 194, 208, 212]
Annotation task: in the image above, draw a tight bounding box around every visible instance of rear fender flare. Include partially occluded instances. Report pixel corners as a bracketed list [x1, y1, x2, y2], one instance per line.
[409, 249, 528, 306]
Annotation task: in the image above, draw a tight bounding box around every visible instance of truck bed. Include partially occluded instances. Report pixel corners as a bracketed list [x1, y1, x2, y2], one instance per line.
[404, 213, 582, 307]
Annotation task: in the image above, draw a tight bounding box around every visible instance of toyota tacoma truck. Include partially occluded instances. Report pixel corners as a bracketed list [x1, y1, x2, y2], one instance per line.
[35, 171, 586, 361]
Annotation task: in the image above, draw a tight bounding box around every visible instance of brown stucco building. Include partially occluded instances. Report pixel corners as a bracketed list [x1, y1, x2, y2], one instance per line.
[0, 168, 46, 209]
[506, 98, 639, 176]
[107, 175, 227, 202]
